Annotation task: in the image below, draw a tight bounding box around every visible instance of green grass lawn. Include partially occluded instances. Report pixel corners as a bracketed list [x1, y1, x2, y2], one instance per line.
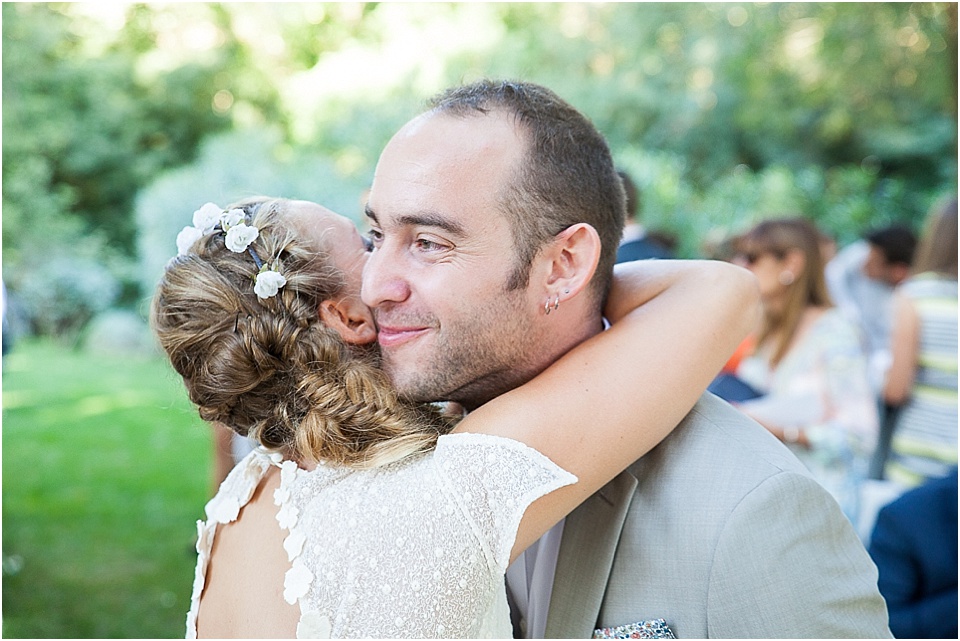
[3, 339, 214, 638]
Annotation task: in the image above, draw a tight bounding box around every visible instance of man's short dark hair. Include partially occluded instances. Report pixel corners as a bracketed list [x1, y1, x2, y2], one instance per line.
[864, 225, 917, 266]
[427, 80, 626, 309]
[617, 170, 639, 220]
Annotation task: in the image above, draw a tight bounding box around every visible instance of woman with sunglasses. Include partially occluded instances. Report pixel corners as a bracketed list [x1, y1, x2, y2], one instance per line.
[731, 217, 879, 524]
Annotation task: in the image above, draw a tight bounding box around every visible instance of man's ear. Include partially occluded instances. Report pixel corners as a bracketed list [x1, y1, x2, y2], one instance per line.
[319, 298, 377, 345]
[540, 223, 601, 302]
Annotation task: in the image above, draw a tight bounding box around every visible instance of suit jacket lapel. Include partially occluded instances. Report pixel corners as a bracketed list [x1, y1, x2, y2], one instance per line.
[544, 470, 638, 638]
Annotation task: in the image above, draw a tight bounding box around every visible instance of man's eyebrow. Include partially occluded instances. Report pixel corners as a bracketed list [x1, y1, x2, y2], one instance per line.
[364, 205, 465, 237]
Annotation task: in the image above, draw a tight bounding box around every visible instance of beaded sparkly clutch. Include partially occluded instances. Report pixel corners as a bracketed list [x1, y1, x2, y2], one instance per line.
[593, 618, 676, 639]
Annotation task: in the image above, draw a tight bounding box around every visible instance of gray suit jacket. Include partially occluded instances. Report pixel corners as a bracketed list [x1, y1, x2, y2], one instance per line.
[543, 393, 892, 638]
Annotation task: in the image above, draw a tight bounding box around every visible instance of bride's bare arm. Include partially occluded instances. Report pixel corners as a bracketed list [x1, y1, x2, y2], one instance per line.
[455, 258, 760, 561]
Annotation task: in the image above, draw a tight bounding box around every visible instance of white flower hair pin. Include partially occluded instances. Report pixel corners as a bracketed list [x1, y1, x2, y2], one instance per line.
[176, 202, 287, 299]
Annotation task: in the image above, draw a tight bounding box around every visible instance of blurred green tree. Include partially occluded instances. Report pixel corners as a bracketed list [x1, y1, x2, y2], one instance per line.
[456, 2, 957, 251]
[3, 2, 957, 338]
[4, 4, 230, 260]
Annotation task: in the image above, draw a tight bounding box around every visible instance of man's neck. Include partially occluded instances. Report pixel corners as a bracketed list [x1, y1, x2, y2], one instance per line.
[454, 313, 605, 412]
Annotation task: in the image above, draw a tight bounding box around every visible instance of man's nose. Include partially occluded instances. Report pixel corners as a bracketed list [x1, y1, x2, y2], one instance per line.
[361, 243, 411, 308]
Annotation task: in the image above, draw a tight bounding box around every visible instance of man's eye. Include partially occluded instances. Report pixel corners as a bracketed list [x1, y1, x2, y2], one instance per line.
[415, 238, 445, 252]
[366, 229, 383, 249]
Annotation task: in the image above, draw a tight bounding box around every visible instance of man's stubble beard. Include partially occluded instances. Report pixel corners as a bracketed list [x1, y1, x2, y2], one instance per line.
[382, 287, 543, 411]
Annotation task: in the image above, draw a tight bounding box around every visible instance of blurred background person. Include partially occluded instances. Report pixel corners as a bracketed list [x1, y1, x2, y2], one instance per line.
[826, 224, 918, 392]
[730, 217, 879, 522]
[868, 468, 957, 639]
[818, 229, 838, 265]
[882, 197, 958, 489]
[615, 170, 674, 263]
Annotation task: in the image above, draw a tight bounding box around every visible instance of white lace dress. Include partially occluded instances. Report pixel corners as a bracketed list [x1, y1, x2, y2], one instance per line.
[185, 433, 577, 638]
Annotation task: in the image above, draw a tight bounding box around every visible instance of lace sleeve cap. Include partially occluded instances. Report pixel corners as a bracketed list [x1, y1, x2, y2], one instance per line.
[433, 433, 577, 570]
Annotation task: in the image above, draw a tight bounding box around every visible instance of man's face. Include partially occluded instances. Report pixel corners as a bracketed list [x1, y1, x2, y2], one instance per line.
[361, 111, 549, 409]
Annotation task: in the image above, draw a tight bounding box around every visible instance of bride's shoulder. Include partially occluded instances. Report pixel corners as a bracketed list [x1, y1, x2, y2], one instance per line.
[434, 432, 576, 489]
[436, 431, 563, 463]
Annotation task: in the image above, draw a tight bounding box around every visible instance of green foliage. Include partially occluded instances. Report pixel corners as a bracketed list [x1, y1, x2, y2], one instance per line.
[3, 2, 285, 336]
[616, 146, 942, 258]
[2, 339, 211, 638]
[490, 4, 953, 203]
[414, 2, 955, 254]
[11, 256, 119, 344]
[135, 127, 372, 297]
[82, 310, 156, 356]
[3, 2, 957, 337]
[4, 4, 229, 258]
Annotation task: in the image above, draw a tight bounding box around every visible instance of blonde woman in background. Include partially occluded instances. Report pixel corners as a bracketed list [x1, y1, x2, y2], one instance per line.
[731, 217, 879, 522]
[883, 197, 958, 488]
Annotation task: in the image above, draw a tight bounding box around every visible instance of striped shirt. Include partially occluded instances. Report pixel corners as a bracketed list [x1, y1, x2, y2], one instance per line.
[888, 273, 959, 487]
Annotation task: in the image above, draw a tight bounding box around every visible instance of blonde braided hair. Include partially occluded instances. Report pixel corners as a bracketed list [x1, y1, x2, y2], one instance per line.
[151, 198, 455, 468]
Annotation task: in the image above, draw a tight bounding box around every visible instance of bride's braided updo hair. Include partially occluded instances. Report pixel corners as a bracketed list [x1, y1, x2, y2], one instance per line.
[151, 198, 455, 468]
